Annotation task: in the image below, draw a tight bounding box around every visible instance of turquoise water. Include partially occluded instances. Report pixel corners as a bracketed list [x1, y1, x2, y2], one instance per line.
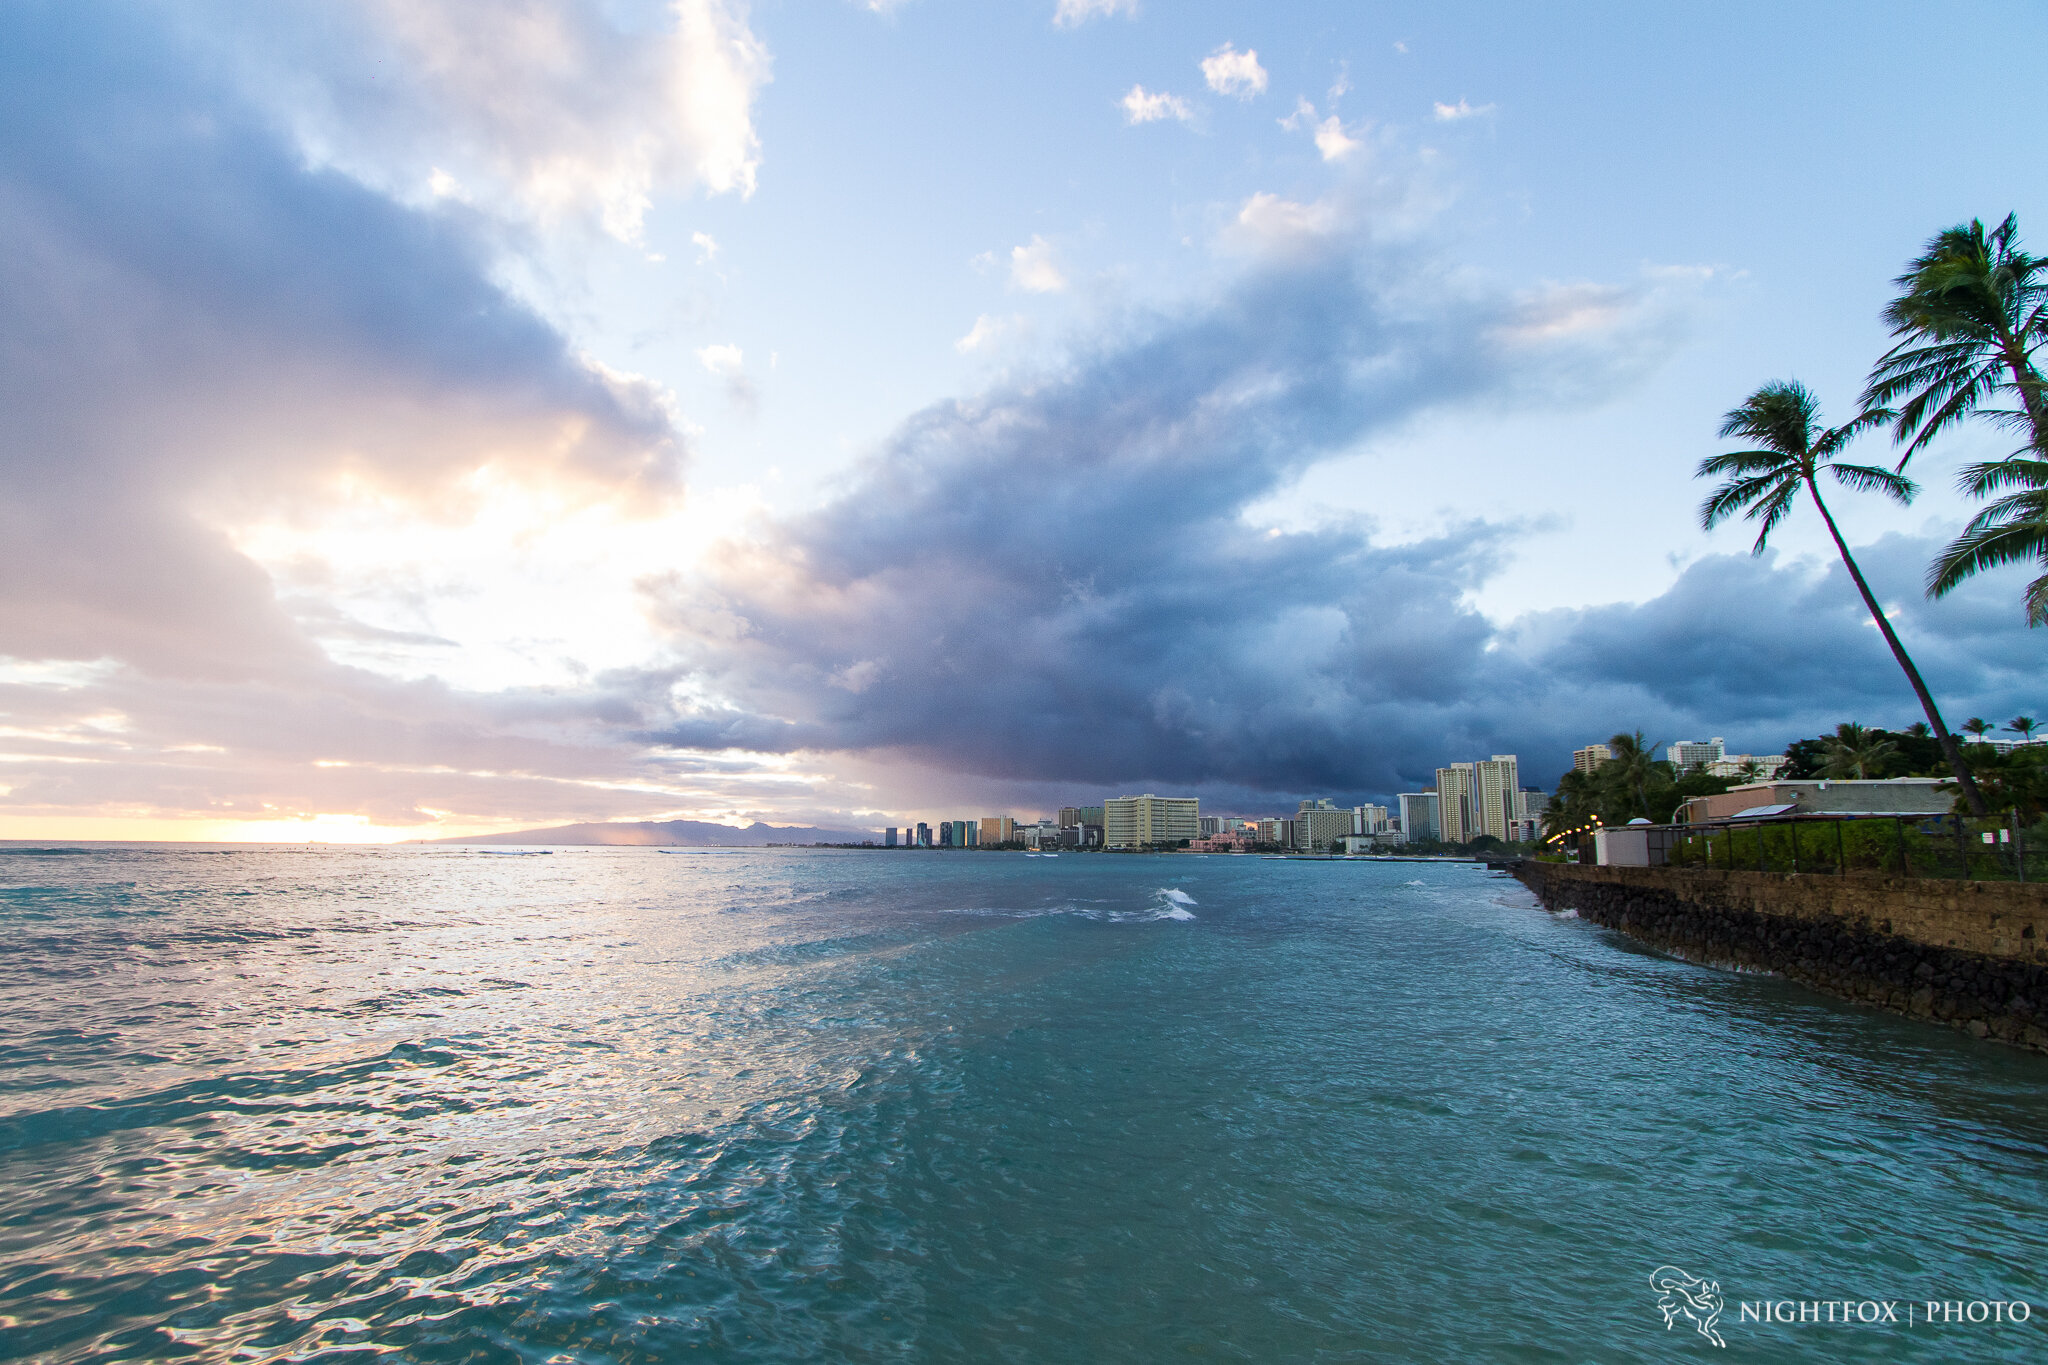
[1, 847, 2043, 1362]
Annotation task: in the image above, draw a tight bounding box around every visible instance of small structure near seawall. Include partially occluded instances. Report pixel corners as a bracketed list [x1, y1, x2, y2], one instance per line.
[1510, 861, 2048, 1053]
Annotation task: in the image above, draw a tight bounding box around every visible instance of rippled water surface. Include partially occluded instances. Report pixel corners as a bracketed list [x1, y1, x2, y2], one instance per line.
[2, 846, 2044, 1362]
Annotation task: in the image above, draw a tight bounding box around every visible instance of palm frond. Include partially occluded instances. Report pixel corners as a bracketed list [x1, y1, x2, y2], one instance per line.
[1827, 462, 1917, 502]
[1956, 457, 2048, 498]
[1927, 520, 2048, 597]
[2027, 571, 2048, 627]
[1695, 448, 1795, 478]
[1698, 471, 1792, 530]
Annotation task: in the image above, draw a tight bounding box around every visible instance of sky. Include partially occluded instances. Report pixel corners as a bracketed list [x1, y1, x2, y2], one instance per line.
[1, 0, 2044, 840]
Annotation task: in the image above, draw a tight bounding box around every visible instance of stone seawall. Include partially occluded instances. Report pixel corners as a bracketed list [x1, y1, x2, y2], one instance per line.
[1511, 862, 2048, 1053]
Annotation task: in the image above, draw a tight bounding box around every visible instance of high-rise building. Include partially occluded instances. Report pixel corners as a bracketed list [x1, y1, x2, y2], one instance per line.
[938, 821, 954, 847]
[1199, 816, 1223, 836]
[884, 827, 898, 848]
[1296, 799, 1356, 851]
[1398, 792, 1438, 843]
[1472, 755, 1521, 842]
[1573, 744, 1613, 774]
[1356, 803, 1391, 834]
[1104, 794, 1200, 849]
[1435, 764, 1477, 843]
[915, 822, 932, 847]
[1060, 806, 1105, 829]
[1667, 737, 1726, 770]
[979, 816, 1015, 845]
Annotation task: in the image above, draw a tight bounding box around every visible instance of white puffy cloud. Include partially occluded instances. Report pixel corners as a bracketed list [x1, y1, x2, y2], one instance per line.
[1054, 0, 1139, 27]
[1201, 43, 1268, 98]
[1009, 236, 1068, 293]
[1314, 116, 1362, 161]
[210, 0, 771, 242]
[696, 343, 745, 376]
[1122, 85, 1194, 124]
[1433, 98, 1496, 121]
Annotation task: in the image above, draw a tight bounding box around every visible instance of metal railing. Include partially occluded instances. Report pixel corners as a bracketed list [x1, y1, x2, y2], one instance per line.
[1568, 813, 2043, 882]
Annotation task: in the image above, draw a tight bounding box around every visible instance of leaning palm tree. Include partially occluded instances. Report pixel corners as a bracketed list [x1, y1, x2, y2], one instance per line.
[1926, 455, 2048, 624]
[1863, 214, 2048, 463]
[1698, 381, 1988, 814]
[1821, 722, 1897, 779]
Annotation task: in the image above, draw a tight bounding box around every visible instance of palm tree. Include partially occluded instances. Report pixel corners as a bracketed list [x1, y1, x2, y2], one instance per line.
[1820, 722, 1898, 779]
[1698, 381, 1988, 814]
[1605, 730, 1664, 818]
[2010, 715, 2038, 741]
[1863, 214, 2048, 463]
[1925, 455, 2048, 624]
[1962, 717, 1992, 738]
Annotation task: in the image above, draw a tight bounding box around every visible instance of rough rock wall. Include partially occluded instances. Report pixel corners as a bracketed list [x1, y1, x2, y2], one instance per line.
[1512, 862, 2048, 1053]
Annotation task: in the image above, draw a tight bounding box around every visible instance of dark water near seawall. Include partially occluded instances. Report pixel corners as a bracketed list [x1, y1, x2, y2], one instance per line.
[1, 847, 2044, 1363]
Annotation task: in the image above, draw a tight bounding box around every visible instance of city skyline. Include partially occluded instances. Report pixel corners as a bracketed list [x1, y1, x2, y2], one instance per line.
[1, 2, 2044, 841]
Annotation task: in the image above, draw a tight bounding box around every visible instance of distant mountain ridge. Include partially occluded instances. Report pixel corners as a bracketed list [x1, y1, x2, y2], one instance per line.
[419, 819, 876, 847]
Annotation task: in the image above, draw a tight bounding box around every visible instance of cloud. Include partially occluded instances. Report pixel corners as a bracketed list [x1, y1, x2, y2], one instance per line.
[0, 0, 698, 839]
[955, 314, 1028, 353]
[1201, 43, 1268, 98]
[696, 344, 745, 376]
[1054, 0, 1138, 27]
[1314, 116, 1362, 161]
[1122, 85, 1194, 124]
[692, 231, 720, 262]
[204, 0, 771, 242]
[1009, 235, 1068, 292]
[1433, 98, 1495, 122]
[639, 205, 1745, 804]
[695, 344, 757, 412]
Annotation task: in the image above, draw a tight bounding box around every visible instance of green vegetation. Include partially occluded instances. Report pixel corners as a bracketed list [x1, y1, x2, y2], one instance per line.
[1664, 814, 2047, 882]
[1867, 214, 2048, 625]
[1542, 731, 1736, 834]
[1696, 381, 1987, 813]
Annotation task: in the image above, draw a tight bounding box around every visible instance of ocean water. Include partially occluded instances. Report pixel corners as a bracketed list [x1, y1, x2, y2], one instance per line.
[1, 847, 2043, 1363]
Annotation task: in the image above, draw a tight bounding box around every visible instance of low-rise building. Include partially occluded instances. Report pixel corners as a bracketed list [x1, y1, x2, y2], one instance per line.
[1706, 753, 1789, 780]
[1677, 778, 1952, 824]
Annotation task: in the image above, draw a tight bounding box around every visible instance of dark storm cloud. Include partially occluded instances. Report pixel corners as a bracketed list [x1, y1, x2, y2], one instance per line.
[647, 246, 2040, 806]
[644, 232, 1695, 799]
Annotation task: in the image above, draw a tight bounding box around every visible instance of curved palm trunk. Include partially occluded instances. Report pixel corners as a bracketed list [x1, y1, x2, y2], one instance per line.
[1805, 479, 1989, 816]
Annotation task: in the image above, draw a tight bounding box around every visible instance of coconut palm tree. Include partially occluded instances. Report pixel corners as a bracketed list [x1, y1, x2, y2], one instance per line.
[1698, 381, 1988, 814]
[1605, 730, 1664, 818]
[2009, 715, 2038, 741]
[1925, 455, 2048, 624]
[1863, 214, 2048, 463]
[1821, 722, 1898, 779]
[1962, 717, 1993, 740]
